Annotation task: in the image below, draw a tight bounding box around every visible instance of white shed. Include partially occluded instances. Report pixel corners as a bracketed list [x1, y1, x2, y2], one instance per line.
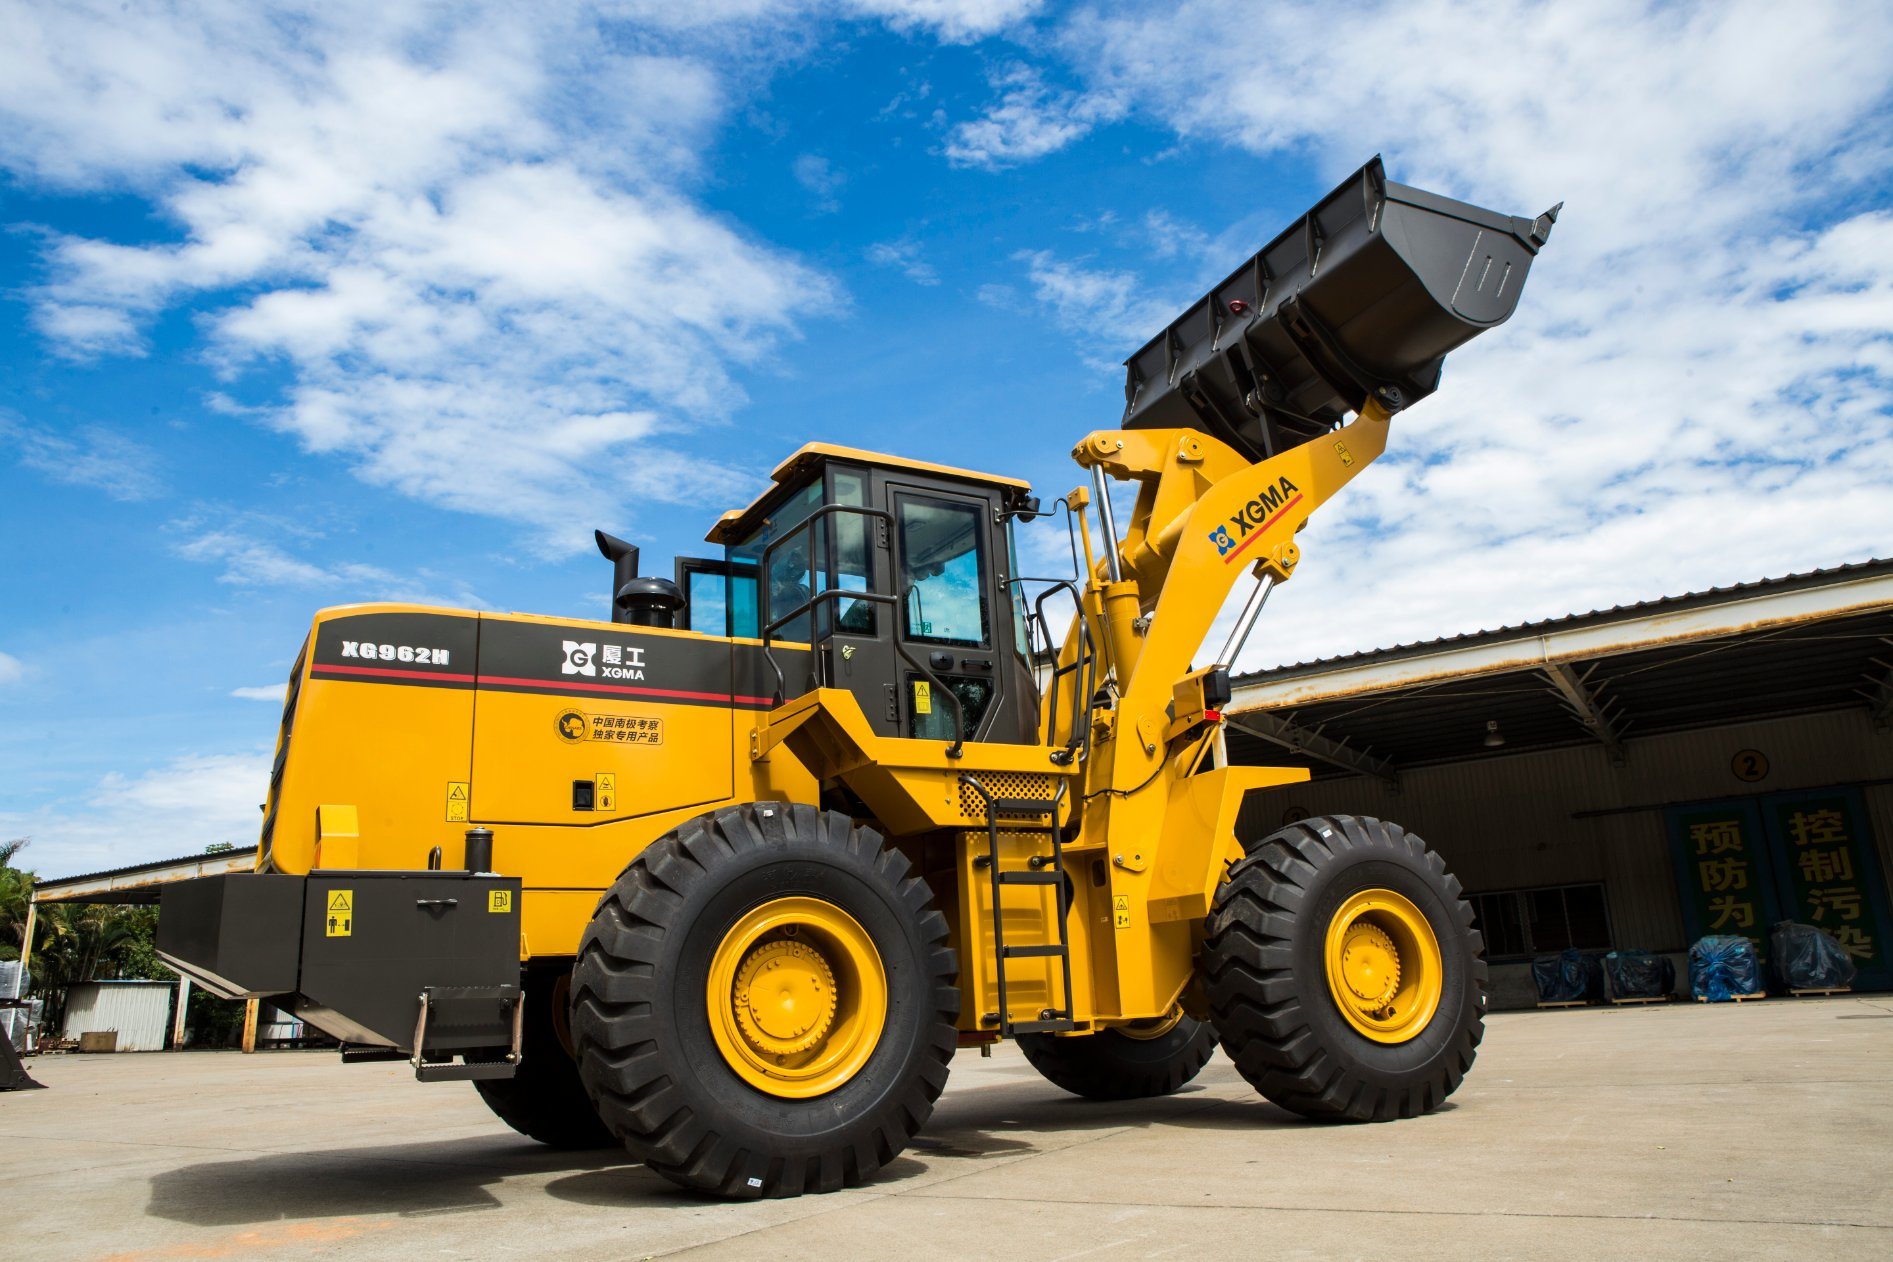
[62, 980, 175, 1052]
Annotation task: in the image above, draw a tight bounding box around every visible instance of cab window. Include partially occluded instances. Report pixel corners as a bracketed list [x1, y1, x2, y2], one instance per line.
[898, 497, 989, 648]
[680, 560, 758, 638]
[730, 480, 822, 642]
[830, 468, 876, 635]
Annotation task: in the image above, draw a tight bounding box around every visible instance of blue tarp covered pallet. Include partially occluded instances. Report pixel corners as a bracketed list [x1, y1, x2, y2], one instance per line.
[1689, 935, 1764, 1001]
[1604, 950, 1675, 1000]
[1768, 922, 1856, 992]
[1531, 949, 1597, 1003]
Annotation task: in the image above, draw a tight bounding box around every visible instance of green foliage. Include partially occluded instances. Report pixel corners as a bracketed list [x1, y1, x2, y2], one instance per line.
[0, 839, 174, 994]
[187, 986, 247, 1048]
[106, 907, 175, 981]
[204, 842, 236, 854]
[1, 838, 34, 953]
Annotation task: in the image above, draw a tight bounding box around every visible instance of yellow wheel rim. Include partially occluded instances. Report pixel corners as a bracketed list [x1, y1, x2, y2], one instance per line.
[1117, 1007, 1187, 1041]
[706, 896, 887, 1099]
[1323, 888, 1443, 1044]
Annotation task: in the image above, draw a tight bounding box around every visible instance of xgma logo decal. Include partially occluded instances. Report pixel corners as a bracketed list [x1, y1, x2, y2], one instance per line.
[1208, 477, 1303, 563]
[562, 640, 650, 681]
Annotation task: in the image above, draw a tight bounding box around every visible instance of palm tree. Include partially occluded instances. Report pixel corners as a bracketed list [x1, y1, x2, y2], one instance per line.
[0, 838, 31, 954]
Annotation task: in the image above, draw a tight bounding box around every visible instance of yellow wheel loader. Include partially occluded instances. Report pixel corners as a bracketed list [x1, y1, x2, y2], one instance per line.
[159, 158, 1557, 1198]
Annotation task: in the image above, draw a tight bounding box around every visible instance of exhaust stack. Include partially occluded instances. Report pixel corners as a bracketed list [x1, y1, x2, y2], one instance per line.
[595, 530, 640, 625]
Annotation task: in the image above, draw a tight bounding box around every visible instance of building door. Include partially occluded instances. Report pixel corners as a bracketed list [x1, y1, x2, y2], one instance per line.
[1666, 786, 1892, 989]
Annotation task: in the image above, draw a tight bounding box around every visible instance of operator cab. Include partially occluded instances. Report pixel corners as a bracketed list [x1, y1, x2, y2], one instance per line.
[680, 443, 1042, 745]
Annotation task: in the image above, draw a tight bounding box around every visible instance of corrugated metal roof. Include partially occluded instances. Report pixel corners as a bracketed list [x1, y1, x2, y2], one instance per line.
[1236, 557, 1893, 684]
[36, 846, 259, 901]
[1225, 559, 1893, 779]
[1231, 607, 1893, 773]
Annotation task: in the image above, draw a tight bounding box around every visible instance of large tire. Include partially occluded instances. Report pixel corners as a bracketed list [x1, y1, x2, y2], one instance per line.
[473, 967, 615, 1149]
[1203, 814, 1485, 1122]
[570, 804, 958, 1199]
[1017, 1015, 1216, 1100]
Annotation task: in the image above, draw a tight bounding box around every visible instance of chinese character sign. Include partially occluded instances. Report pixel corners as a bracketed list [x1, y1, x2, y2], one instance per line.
[1768, 792, 1887, 982]
[1666, 804, 1774, 954]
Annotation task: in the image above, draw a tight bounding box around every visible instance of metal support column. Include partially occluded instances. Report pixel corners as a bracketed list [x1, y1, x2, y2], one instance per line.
[17, 900, 36, 974]
[171, 975, 191, 1050]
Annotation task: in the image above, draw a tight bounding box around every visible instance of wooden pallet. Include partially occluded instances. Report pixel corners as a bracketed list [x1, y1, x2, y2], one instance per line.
[1790, 987, 1852, 998]
[1609, 995, 1671, 1005]
[1695, 992, 1766, 1003]
[1536, 999, 1588, 1008]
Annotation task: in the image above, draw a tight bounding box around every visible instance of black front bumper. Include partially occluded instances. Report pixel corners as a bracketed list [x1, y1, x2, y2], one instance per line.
[158, 870, 523, 1059]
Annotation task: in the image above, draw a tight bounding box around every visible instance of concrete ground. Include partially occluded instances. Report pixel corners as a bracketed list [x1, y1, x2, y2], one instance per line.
[3, 997, 1890, 1261]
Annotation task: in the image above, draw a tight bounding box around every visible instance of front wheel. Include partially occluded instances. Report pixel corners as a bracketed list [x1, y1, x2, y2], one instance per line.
[570, 804, 958, 1198]
[1202, 814, 1485, 1122]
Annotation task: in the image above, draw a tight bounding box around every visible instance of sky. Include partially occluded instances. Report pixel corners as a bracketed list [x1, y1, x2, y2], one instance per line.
[2, 0, 1890, 875]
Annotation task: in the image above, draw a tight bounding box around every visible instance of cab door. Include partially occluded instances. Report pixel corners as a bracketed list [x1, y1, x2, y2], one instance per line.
[886, 485, 1007, 743]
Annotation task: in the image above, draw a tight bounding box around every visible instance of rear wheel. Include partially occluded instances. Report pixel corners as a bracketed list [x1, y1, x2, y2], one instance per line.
[1017, 1010, 1216, 1100]
[473, 968, 614, 1149]
[570, 804, 958, 1198]
[1203, 814, 1484, 1122]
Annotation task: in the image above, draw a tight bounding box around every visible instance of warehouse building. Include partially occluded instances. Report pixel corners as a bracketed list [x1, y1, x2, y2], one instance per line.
[1225, 560, 1893, 1008]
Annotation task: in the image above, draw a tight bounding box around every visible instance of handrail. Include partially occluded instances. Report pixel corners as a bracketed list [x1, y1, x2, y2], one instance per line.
[758, 502, 968, 758]
[1009, 577, 1095, 766]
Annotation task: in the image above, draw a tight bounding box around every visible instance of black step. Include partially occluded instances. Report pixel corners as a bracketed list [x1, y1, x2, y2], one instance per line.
[415, 1060, 516, 1083]
[339, 1045, 407, 1064]
[1001, 944, 1066, 959]
[991, 798, 1060, 814]
[423, 984, 518, 1003]
[997, 870, 1060, 886]
[1007, 1019, 1077, 1035]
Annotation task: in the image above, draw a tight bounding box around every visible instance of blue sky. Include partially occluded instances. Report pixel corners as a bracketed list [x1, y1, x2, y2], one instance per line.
[3, 0, 1891, 874]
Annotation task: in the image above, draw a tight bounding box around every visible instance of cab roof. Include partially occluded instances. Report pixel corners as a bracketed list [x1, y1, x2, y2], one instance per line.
[706, 442, 1032, 544]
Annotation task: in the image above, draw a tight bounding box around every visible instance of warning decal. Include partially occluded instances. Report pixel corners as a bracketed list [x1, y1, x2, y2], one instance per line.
[488, 889, 513, 915]
[913, 681, 932, 715]
[595, 772, 616, 813]
[1113, 894, 1130, 930]
[446, 781, 469, 823]
[326, 889, 353, 938]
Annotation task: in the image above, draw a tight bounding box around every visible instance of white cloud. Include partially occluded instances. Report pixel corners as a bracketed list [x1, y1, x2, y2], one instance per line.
[1142, 209, 1208, 262]
[1004, 0, 1893, 667]
[793, 153, 847, 213]
[2, 419, 164, 502]
[0, 651, 23, 686]
[0, 750, 272, 875]
[845, 0, 1040, 43]
[175, 522, 485, 607]
[944, 64, 1122, 169]
[584, 0, 1036, 43]
[866, 238, 941, 285]
[30, 304, 144, 358]
[1, 1, 838, 553]
[230, 685, 288, 702]
[1013, 248, 1179, 364]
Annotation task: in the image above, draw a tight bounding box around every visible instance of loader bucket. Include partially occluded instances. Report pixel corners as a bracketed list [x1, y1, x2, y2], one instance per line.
[1122, 157, 1558, 461]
